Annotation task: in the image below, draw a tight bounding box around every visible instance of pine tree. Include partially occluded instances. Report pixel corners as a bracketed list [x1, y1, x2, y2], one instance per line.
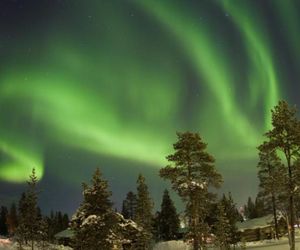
[157, 189, 179, 241]
[36, 217, 49, 250]
[220, 193, 240, 245]
[160, 132, 222, 250]
[16, 192, 27, 245]
[45, 210, 69, 242]
[16, 168, 42, 250]
[71, 168, 119, 250]
[113, 212, 144, 249]
[291, 161, 300, 226]
[152, 211, 161, 242]
[122, 191, 137, 220]
[244, 196, 267, 219]
[0, 206, 8, 236]
[134, 174, 153, 249]
[6, 203, 18, 236]
[214, 202, 231, 250]
[244, 197, 256, 219]
[57, 211, 63, 232]
[18, 192, 26, 218]
[257, 141, 285, 239]
[265, 101, 300, 250]
[255, 197, 267, 218]
[45, 211, 55, 242]
[62, 213, 69, 230]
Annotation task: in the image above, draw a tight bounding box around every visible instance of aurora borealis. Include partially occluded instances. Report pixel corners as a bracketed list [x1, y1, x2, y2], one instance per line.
[0, 0, 300, 212]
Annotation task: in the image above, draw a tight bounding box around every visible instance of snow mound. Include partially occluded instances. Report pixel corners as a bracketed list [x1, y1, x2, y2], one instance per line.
[153, 240, 192, 250]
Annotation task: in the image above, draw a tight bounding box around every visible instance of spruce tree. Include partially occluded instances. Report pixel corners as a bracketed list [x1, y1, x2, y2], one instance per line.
[16, 192, 28, 245]
[57, 211, 63, 232]
[71, 168, 118, 250]
[45, 211, 55, 242]
[214, 202, 231, 250]
[158, 189, 179, 241]
[244, 197, 256, 219]
[45, 210, 69, 242]
[160, 132, 222, 250]
[293, 179, 300, 228]
[244, 196, 266, 219]
[152, 211, 161, 242]
[122, 191, 137, 220]
[265, 101, 300, 250]
[62, 213, 69, 230]
[6, 203, 18, 236]
[254, 197, 266, 218]
[220, 193, 240, 245]
[134, 174, 153, 249]
[0, 206, 8, 236]
[16, 168, 42, 250]
[36, 218, 49, 250]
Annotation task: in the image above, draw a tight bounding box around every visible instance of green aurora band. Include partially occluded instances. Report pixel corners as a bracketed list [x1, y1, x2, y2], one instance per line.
[273, 0, 300, 68]
[1, 0, 297, 183]
[220, 0, 280, 129]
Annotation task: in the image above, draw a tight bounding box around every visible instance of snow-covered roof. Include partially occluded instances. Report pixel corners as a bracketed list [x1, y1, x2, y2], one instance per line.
[54, 228, 74, 239]
[236, 214, 283, 232]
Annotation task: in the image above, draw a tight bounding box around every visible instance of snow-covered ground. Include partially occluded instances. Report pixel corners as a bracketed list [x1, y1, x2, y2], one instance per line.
[0, 242, 72, 250]
[154, 239, 300, 250]
[240, 238, 300, 250]
[2, 238, 300, 250]
[238, 240, 300, 249]
[154, 240, 192, 250]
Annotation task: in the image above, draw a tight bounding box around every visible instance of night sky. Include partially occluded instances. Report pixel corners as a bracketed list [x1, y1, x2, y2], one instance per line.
[1, 0, 300, 214]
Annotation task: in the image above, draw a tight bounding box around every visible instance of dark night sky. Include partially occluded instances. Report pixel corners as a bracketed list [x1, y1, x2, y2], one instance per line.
[1, 0, 300, 215]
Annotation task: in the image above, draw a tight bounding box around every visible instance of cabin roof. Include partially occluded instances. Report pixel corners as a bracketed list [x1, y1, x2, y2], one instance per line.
[236, 214, 282, 232]
[54, 228, 74, 239]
